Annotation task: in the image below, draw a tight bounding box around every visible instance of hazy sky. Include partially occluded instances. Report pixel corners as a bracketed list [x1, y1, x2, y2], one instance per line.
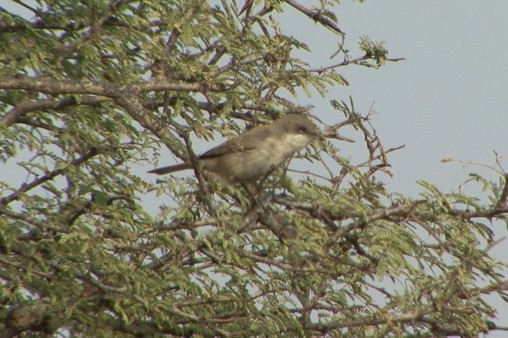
[286, 1, 508, 192]
[289, 1, 508, 335]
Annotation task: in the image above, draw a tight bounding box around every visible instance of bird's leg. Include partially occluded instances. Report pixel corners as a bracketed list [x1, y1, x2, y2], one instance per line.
[241, 182, 263, 210]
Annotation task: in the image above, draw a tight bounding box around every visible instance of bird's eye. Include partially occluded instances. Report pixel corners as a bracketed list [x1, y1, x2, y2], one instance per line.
[299, 125, 307, 133]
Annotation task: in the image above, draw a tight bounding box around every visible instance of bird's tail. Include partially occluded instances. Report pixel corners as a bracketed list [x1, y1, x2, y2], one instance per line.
[148, 163, 192, 175]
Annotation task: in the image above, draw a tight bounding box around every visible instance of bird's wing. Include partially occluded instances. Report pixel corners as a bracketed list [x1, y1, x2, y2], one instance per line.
[199, 125, 272, 159]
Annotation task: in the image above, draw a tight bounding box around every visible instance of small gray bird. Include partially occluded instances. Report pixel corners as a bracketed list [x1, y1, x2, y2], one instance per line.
[148, 114, 320, 183]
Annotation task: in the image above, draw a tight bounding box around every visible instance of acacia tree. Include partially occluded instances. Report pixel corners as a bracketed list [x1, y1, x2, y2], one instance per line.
[1, 0, 507, 337]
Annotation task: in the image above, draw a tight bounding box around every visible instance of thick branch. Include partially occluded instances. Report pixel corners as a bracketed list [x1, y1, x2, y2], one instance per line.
[113, 90, 187, 160]
[0, 76, 236, 97]
[1, 96, 105, 127]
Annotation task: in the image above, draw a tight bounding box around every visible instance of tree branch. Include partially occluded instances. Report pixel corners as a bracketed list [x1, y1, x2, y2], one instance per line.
[0, 76, 238, 97]
[284, 0, 344, 35]
[0, 147, 99, 206]
[1, 96, 105, 127]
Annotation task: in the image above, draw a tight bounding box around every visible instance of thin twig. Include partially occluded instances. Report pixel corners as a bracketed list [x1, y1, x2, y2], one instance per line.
[0, 148, 99, 206]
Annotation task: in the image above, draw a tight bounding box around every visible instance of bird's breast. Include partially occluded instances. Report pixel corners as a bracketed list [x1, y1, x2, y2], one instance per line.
[203, 133, 310, 182]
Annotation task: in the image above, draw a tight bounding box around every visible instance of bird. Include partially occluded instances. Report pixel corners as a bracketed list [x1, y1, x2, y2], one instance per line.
[148, 114, 320, 183]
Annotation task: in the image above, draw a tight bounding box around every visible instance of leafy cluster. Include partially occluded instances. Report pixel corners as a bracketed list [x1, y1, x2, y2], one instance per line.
[1, 0, 507, 337]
